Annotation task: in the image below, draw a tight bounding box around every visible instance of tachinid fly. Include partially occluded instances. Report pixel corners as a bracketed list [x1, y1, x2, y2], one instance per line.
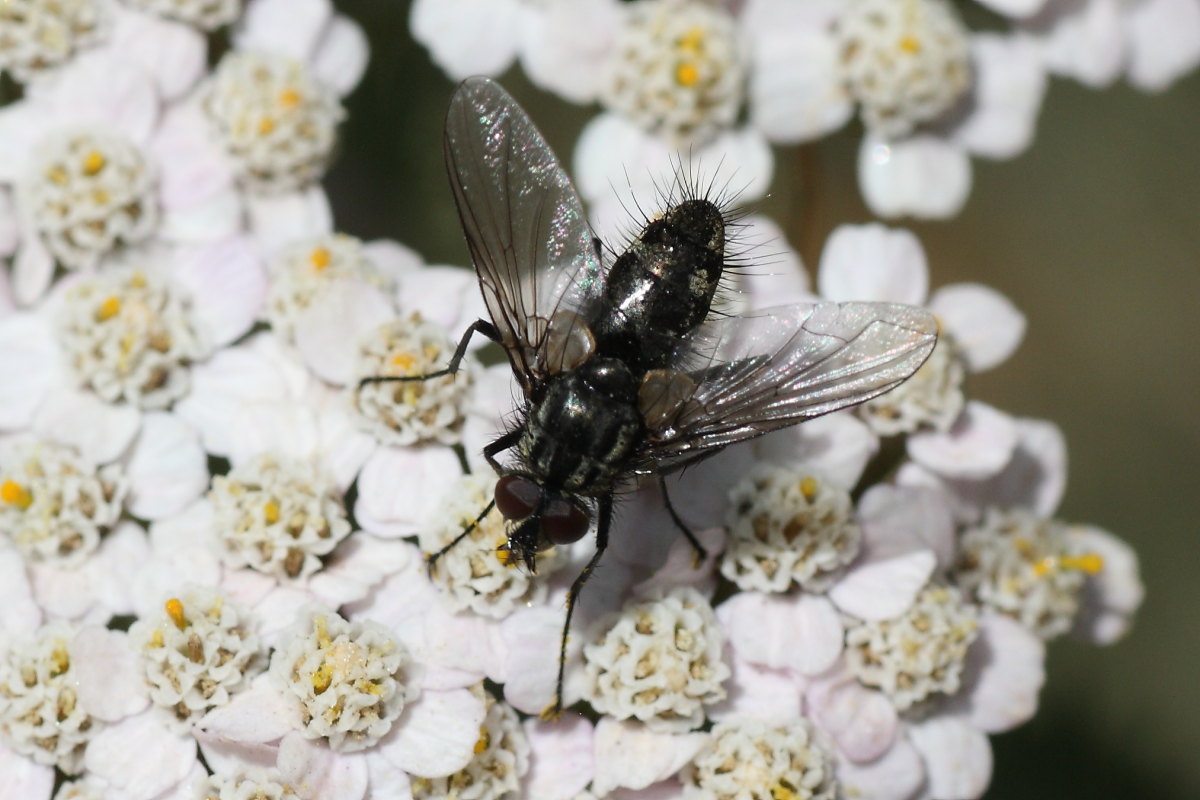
[374, 77, 938, 718]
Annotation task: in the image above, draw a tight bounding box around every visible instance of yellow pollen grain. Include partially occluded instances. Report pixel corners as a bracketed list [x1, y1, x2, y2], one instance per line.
[1062, 552, 1105, 575]
[315, 615, 332, 649]
[82, 150, 106, 175]
[1032, 557, 1055, 578]
[258, 117, 275, 135]
[678, 27, 706, 55]
[263, 500, 280, 524]
[165, 598, 187, 630]
[899, 35, 922, 54]
[675, 62, 700, 87]
[497, 546, 519, 568]
[149, 629, 164, 648]
[130, 270, 148, 289]
[309, 246, 332, 271]
[96, 295, 122, 322]
[771, 784, 798, 800]
[799, 476, 819, 502]
[92, 189, 110, 205]
[391, 352, 416, 372]
[51, 643, 70, 675]
[46, 165, 69, 185]
[1, 479, 32, 509]
[279, 87, 302, 108]
[474, 726, 490, 754]
[311, 662, 333, 694]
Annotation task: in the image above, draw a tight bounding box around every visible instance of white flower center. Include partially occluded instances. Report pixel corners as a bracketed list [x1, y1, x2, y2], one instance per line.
[858, 334, 964, 435]
[120, 0, 241, 30]
[682, 716, 838, 800]
[52, 777, 109, 800]
[844, 584, 979, 711]
[583, 586, 729, 732]
[412, 692, 530, 800]
[23, 128, 158, 271]
[208, 454, 352, 581]
[353, 314, 473, 448]
[266, 233, 391, 344]
[955, 507, 1100, 640]
[203, 51, 344, 194]
[836, 0, 972, 139]
[200, 768, 302, 800]
[0, 439, 127, 566]
[723, 465, 861, 594]
[269, 608, 416, 753]
[0, 623, 96, 773]
[57, 266, 208, 410]
[0, 0, 106, 82]
[128, 589, 263, 731]
[422, 474, 562, 618]
[603, 0, 744, 146]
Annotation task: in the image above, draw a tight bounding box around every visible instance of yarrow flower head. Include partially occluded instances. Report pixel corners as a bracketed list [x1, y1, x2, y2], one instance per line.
[412, 693, 530, 800]
[0, 439, 128, 566]
[208, 454, 353, 581]
[198, 768, 301, 800]
[682, 716, 838, 800]
[0, 0, 106, 83]
[269, 607, 417, 753]
[858, 334, 965, 436]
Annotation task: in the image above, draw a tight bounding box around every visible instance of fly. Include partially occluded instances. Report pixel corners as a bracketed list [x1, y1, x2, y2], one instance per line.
[370, 77, 939, 718]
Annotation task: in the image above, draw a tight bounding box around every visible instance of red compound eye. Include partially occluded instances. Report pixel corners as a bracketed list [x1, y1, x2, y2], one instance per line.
[495, 475, 541, 520]
[542, 498, 590, 545]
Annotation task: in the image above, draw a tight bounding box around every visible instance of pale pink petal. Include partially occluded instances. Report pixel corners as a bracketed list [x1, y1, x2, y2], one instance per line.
[522, 716, 596, 800]
[278, 732, 368, 800]
[907, 717, 992, 800]
[0, 101, 46, 181]
[312, 392, 375, 491]
[85, 521, 151, 617]
[1126, 0, 1200, 91]
[47, 51, 159, 144]
[109, 7, 206, 100]
[363, 239, 423, 280]
[294, 277, 394, 384]
[660, 442, 756, 532]
[907, 401, 1019, 480]
[748, 25, 852, 143]
[170, 237, 268, 347]
[829, 550, 936, 621]
[974, 0, 1048, 14]
[928, 283, 1025, 373]
[953, 34, 1047, 160]
[409, 0, 522, 79]
[591, 719, 707, 795]
[31, 560, 99, 621]
[836, 735, 926, 800]
[125, 412, 208, 519]
[195, 731, 279, 776]
[0, 743, 54, 800]
[364, 754, 414, 800]
[70, 627, 149, 720]
[519, 0, 620, 103]
[308, 535, 413, 608]
[632, 526, 724, 596]
[394, 265, 486, 340]
[0, 313, 63, 428]
[237, 0, 333, 61]
[152, 103, 238, 210]
[501, 604, 584, 715]
[161, 188, 243, 243]
[247, 188, 333, 251]
[0, 545, 40, 635]
[12, 236, 55, 306]
[808, 674, 898, 763]
[198, 674, 299, 743]
[312, 15, 370, 97]
[857, 484, 956, 571]
[251, 585, 323, 649]
[719, 592, 842, 676]
[1068, 525, 1144, 645]
[1030, 0, 1124, 88]
[610, 782, 686, 800]
[378, 687, 486, 778]
[950, 612, 1045, 733]
[573, 113, 654, 203]
[817, 224, 929, 305]
[31, 389, 140, 464]
[858, 135, 972, 220]
[707, 644, 804, 723]
[354, 446, 463, 538]
[85, 713, 196, 799]
[754, 411, 879, 491]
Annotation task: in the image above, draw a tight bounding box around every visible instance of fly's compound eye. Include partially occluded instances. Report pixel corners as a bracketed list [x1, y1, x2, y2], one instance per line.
[495, 475, 542, 521]
[541, 497, 590, 545]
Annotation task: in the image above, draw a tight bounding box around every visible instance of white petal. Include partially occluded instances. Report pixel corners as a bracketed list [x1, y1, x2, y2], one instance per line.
[735, 214, 811, 311]
[707, 648, 803, 723]
[721, 592, 843, 676]
[354, 446, 463, 538]
[125, 412, 208, 519]
[858, 135, 972, 220]
[312, 15, 370, 97]
[85, 713, 196, 799]
[308, 535, 413, 608]
[237, 0, 333, 61]
[294, 278, 394, 385]
[12, 236, 55, 306]
[522, 716, 596, 800]
[110, 7, 206, 100]
[84, 521, 150, 618]
[953, 34, 1047, 159]
[0, 545, 40, 635]
[198, 674, 298, 743]
[409, 0, 522, 79]
[278, 732, 369, 800]
[1127, 0, 1200, 91]
[592, 719, 707, 795]
[394, 265, 485, 338]
[364, 754, 414, 800]
[70, 627, 149, 721]
[748, 26, 853, 143]
[1030, 0, 1125, 88]
[974, 0, 1047, 14]
[907, 717, 992, 800]
[836, 735, 926, 800]
[928, 283, 1025, 373]
[170, 237, 268, 347]
[519, 0, 620, 104]
[501, 605, 582, 715]
[0, 743, 53, 800]
[857, 484, 956, 571]
[379, 687, 486, 778]
[907, 401, 1018, 480]
[152, 103, 238, 211]
[817, 224, 929, 305]
[47, 51, 159, 144]
[247, 188, 333, 251]
[161, 187, 243, 243]
[807, 676, 898, 763]
[955, 612, 1045, 733]
[31, 389, 140, 464]
[0, 313, 64, 428]
[829, 550, 936, 621]
[1068, 525, 1144, 645]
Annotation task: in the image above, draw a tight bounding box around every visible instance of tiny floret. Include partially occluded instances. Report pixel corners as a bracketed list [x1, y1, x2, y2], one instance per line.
[844, 584, 979, 711]
[583, 586, 729, 732]
[198, 768, 301, 800]
[209, 454, 352, 581]
[269, 607, 416, 752]
[723, 465, 861, 593]
[0, 0, 107, 82]
[681, 716, 838, 800]
[412, 692, 530, 800]
[858, 335, 964, 435]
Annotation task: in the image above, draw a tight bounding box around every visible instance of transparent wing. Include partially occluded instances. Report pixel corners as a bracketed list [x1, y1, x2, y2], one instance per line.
[644, 302, 938, 466]
[444, 77, 604, 393]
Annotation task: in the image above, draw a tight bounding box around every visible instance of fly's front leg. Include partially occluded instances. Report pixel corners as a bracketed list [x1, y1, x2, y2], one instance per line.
[483, 429, 521, 474]
[427, 498, 496, 577]
[659, 475, 707, 567]
[359, 318, 500, 388]
[540, 494, 612, 721]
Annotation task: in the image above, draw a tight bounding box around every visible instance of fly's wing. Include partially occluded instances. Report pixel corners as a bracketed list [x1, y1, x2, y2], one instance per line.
[643, 302, 938, 466]
[444, 77, 604, 394]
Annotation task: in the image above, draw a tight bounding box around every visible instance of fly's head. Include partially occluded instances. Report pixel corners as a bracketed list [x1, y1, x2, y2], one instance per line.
[494, 474, 590, 573]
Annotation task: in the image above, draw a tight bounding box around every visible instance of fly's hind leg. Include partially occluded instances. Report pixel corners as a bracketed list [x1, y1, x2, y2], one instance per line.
[540, 494, 612, 721]
[659, 475, 708, 568]
[359, 318, 501, 388]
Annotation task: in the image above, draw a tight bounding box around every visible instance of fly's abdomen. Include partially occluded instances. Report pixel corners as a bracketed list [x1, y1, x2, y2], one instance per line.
[591, 199, 726, 370]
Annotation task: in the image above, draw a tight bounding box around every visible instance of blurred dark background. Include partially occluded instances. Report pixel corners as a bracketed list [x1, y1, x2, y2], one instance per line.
[326, 3, 1200, 798]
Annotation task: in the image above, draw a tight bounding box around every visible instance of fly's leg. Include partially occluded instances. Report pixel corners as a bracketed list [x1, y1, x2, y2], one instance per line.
[660, 475, 708, 568]
[427, 498, 496, 577]
[483, 429, 521, 474]
[540, 494, 612, 721]
[359, 318, 500, 388]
